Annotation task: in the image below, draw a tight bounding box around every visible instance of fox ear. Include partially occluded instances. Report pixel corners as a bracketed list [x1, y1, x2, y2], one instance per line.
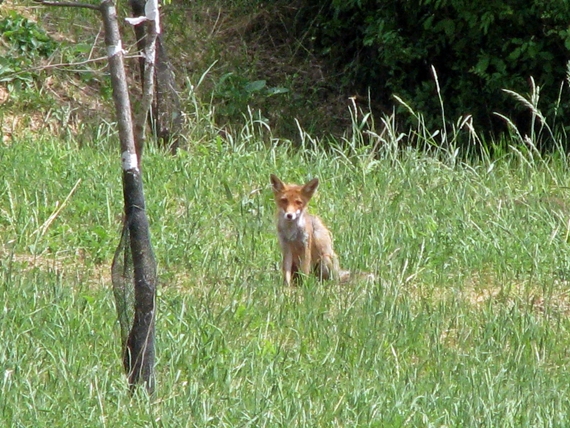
[302, 177, 319, 198]
[270, 174, 285, 193]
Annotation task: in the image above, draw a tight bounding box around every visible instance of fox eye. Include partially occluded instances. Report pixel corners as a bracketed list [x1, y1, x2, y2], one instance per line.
[280, 197, 288, 204]
[295, 199, 303, 206]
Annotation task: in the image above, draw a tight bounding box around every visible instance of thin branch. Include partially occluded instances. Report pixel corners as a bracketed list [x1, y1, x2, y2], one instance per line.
[88, 26, 103, 62]
[133, 19, 158, 164]
[47, 54, 142, 69]
[32, 179, 82, 238]
[0, 54, 142, 80]
[33, 0, 101, 10]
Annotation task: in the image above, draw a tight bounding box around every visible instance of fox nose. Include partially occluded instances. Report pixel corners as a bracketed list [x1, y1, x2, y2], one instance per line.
[286, 213, 294, 220]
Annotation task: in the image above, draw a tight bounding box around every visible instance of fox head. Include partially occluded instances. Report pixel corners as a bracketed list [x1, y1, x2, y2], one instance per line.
[270, 174, 319, 221]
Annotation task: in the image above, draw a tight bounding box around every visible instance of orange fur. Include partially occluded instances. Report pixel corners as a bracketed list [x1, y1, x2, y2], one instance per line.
[270, 174, 345, 285]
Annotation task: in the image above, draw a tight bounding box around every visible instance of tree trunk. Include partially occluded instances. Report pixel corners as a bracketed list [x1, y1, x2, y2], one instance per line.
[129, 0, 182, 154]
[34, 0, 159, 394]
[101, 0, 157, 393]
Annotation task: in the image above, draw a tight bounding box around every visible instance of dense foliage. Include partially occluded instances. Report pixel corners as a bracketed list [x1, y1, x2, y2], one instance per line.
[0, 11, 56, 86]
[299, 0, 570, 142]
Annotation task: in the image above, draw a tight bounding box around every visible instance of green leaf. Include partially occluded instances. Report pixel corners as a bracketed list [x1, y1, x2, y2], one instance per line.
[244, 80, 266, 93]
[266, 87, 289, 96]
[435, 18, 455, 37]
[508, 47, 522, 61]
[474, 55, 490, 74]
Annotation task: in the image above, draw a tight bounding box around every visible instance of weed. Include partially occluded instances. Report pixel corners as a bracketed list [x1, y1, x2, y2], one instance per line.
[0, 11, 56, 86]
[0, 11, 56, 56]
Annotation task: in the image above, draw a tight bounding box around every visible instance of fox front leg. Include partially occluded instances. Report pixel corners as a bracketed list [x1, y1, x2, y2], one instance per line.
[282, 250, 293, 286]
[300, 246, 312, 278]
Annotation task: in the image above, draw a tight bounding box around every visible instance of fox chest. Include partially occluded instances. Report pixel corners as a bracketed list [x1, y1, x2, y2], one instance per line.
[277, 221, 310, 247]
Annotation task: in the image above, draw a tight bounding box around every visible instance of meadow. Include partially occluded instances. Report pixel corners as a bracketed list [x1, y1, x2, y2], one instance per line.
[3, 1, 570, 423]
[2, 118, 570, 426]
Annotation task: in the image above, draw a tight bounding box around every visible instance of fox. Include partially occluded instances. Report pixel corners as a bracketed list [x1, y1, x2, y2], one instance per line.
[270, 174, 350, 286]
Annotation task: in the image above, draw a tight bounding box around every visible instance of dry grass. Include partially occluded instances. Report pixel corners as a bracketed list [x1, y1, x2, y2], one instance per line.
[0, 247, 111, 288]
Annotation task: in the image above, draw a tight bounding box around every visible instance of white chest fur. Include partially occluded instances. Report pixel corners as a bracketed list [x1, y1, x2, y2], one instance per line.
[277, 212, 309, 244]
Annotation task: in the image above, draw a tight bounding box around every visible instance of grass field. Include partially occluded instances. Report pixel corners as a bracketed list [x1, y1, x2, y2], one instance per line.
[2, 127, 570, 426]
[3, 2, 570, 424]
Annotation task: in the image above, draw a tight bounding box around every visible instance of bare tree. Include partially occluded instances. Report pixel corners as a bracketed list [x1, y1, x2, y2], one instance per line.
[34, 0, 159, 393]
[129, 0, 182, 154]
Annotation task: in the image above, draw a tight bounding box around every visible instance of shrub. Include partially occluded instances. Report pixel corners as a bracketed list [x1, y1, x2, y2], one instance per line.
[298, 0, 570, 145]
[0, 11, 56, 86]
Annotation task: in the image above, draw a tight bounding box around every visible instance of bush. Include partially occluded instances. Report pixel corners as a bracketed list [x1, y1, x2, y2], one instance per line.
[0, 11, 57, 86]
[298, 0, 570, 145]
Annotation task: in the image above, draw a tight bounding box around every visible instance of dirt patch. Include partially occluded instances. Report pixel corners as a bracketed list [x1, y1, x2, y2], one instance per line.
[460, 271, 570, 316]
[0, 86, 8, 104]
[462, 283, 502, 307]
[0, 248, 111, 288]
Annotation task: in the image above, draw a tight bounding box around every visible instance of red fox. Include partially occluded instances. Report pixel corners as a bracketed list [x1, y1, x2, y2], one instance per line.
[270, 174, 350, 285]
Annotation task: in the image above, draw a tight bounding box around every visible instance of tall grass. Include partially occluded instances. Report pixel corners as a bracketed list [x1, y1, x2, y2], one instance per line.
[2, 89, 570, 426]
[3, 0, 570, 423]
